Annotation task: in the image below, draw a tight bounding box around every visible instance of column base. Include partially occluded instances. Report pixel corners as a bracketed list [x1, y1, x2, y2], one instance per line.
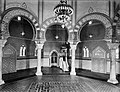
[107, 79, 118, 84]
[36, 71, 42, 75]
[0, 80, 4, 85]
[70, 71, 76, 75]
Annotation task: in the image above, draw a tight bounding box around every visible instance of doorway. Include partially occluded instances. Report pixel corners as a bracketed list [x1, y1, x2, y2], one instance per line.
[50, 51, 58, 66]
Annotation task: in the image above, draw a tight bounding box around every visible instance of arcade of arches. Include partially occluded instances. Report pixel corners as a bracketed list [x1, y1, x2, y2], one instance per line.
[0, 1, 120, 85]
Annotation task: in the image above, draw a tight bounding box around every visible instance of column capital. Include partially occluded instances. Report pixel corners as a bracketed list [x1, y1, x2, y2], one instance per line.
[35, 39, 45, 44]
[70, 45, 76, 50]
[36, 44, 44, 49]
[0, 39, 7, 47]
[107, 42, 119, 50]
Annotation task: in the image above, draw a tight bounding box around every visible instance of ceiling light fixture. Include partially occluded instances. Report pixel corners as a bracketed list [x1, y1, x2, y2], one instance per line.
[61, 24, 65, 28]
[55, 35, 59, 39]
[89, 34, 93, 38]
[89, 21, 92, 25]
[21, 32, 25, 36]
[18, 16, 21, 21]
[53, 0, 73, 24]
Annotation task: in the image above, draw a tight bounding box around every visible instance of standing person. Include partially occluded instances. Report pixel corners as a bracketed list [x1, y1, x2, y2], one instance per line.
[59, 55, 69, 71]
[59, 56, 63, 70]
[63, 55, 69, 71]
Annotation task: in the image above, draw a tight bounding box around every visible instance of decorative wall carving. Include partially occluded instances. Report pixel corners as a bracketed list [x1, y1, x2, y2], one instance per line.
[116, 20, 120, 35]
[92, 46, 106, 73]
[92, 46, 106, 58]
[2, 44, 17, 74]
[88, 7, 94, 14]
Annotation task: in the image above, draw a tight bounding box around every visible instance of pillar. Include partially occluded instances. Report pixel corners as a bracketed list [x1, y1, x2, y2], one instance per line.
[70, 45, 76, 75]
[110, 0, 114, 19]
[20, 47, 23, 56]
[38, 0, 43, 25]
[0, 39, 6, 85]
[71, 0, 76, 26]
[107, 42, 119, 84]
[36, 43, 44, 75]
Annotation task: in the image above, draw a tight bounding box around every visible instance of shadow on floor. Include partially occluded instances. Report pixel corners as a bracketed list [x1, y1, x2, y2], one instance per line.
[3, 66, 69, 83]
[76, 69, 109, 81]
[3, 67, 120, 84]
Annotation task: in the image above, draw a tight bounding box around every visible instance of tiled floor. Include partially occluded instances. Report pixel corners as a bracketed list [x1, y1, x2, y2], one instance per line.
[1, 67, 120, 92]
[0, 75, 120, 92]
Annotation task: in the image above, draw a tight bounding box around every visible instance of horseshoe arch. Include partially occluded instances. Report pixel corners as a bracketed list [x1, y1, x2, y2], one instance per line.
[74, 12, 113, 44]
[1, 7, 40, 40]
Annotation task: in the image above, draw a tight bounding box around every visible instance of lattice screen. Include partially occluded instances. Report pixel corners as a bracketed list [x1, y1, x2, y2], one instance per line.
[2, 44, 17, 74]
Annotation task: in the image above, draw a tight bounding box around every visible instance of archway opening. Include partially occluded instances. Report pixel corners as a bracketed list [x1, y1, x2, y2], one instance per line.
[44, 23, 69, 67]
[7, 16, 36, 58]
[76, 19, 107, 73]
[9, 16, 34, 39]
[80, 20, 105, 42]
[76, 20, 106, 59]
[45, 24, 68, 42]
[44, 23, 69, 54]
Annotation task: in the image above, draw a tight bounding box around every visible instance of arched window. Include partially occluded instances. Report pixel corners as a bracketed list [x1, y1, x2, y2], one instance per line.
[83, 46, 89, 57]
[20, 45, 26, 56]
[35, 48, 38, 56]
[116, 47, 119, 59]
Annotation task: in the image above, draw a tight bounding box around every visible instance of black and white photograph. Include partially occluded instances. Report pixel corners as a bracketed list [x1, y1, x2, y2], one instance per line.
[0, 0, 120, 91]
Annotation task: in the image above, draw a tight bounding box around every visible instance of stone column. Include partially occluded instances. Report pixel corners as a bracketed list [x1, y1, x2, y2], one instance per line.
[71, 0, 76, 26]
[70, 45, 76, 75]
[36, 43, 44, 75]
[107, 42, 119, 84]
[38, 0, 44, 25]
[0, 39, 6, 85]
[110, 1, 114, 19]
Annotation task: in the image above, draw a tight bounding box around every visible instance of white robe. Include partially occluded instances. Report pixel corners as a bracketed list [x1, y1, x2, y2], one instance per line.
[59, 57, 69, 71]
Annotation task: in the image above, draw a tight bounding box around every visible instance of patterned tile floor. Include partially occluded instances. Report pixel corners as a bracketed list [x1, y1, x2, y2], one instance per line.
[0, 75, 120, 92]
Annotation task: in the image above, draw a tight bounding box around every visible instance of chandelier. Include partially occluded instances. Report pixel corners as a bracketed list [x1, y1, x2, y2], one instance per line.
[53, 0, 73, 24]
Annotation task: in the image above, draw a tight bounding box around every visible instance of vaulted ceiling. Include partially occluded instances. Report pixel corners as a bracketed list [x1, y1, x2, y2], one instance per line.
[9, 16, 34, 40]
[80, 20, 105, 42]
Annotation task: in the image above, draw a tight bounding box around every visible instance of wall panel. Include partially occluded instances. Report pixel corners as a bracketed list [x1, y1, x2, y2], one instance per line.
[76, 0, 109, 21]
